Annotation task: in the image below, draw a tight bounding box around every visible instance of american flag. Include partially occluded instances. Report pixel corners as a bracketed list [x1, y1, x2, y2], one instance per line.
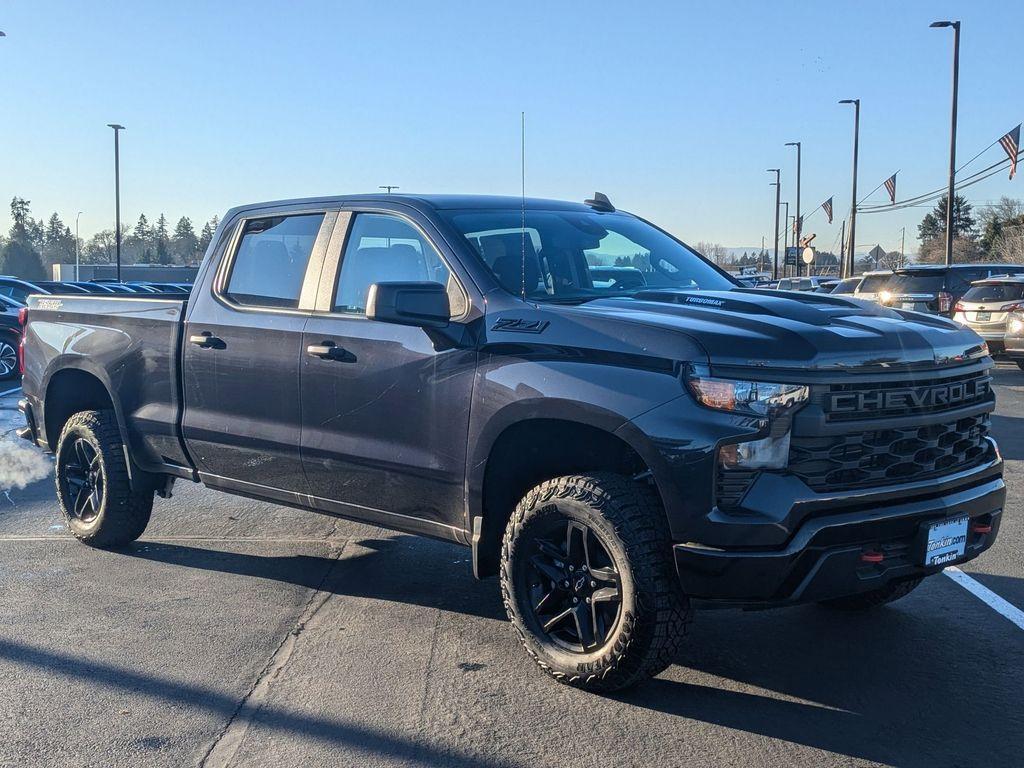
[821, 197, 833, 224]
[884, 173, 897, 204]
[1000, 124, 1020, 180]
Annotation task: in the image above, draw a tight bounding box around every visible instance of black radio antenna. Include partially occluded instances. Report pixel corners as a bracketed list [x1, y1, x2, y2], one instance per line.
[520, 110, 527, 300]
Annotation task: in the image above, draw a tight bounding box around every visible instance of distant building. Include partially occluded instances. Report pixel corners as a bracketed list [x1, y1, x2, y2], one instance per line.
[52, 263, 199, 283]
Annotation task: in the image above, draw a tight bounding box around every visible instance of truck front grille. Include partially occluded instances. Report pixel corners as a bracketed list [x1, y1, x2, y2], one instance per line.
[788, 412, 992, 493]
[715, 412, 993, 508]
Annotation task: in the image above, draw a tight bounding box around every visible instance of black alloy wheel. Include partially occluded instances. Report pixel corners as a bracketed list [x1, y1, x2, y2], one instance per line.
[61, 437, 105, 523]
[520, 518, 623, 653]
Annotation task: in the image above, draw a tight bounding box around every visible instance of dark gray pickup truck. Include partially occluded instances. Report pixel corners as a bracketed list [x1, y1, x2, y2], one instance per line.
[19, 193, 1005, 691]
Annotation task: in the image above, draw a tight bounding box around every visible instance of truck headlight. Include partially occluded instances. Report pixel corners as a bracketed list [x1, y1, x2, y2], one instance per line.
[1010, 317, 1024, 335]
[685, 368, 809, 418]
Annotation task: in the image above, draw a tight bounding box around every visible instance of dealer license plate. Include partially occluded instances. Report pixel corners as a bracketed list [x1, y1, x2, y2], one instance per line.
[924, 515, 968, 566]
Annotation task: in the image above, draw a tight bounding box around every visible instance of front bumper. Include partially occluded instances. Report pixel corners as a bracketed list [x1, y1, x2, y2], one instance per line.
[674, 469, 1004, 605]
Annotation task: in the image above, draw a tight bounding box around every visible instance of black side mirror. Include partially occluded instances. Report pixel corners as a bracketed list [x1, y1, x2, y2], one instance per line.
[366, 281, 450, 329]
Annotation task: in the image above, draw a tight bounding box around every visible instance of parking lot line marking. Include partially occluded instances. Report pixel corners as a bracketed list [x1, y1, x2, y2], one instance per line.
[944, 566, 1024, 631]
[0, 386, 22, 398]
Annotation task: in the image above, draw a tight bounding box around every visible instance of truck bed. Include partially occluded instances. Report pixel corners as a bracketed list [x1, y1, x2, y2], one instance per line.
[21, 293, 194, 477]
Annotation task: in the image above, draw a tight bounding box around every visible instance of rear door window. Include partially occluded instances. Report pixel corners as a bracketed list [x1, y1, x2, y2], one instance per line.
[224, 214, 325, 309]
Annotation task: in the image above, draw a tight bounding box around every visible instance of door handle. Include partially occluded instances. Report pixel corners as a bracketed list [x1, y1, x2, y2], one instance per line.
[307, 341, 354, 362]
[189, 332, 224, 349]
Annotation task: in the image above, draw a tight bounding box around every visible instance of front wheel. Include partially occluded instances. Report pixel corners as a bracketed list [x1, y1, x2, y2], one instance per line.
[501, 473, 691, 692]
[55, 410, 153, 548]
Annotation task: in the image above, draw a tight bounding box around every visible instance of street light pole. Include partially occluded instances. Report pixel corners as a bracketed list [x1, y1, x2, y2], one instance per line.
[75, 211, 82, 281]
[781, 202, 790, 266]
[931, 20, 960, 267]
[839, 99, 860, 280]
[786, 142, 802, 277]
[767, 169, 781, 280]
[378, 185, 399, 194]
[107, 124, 125, 282]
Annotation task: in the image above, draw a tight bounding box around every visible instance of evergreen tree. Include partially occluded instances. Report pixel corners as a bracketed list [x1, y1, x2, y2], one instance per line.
[171, 217, 198, 264]
[0, 239, 46, 280]
[918, 194, 977, 243]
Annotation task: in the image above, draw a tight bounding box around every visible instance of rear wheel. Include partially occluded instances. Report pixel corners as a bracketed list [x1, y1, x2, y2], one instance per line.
[55, 410, 153, 547]
[1016, 360, 1024, 371]
[818, 577, 923, 611]
[501, 473, 691, 692]
[0, 339, 17, 380]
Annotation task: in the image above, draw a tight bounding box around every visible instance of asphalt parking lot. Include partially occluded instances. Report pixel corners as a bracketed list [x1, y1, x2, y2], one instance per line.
[0, 365, 1021, 768]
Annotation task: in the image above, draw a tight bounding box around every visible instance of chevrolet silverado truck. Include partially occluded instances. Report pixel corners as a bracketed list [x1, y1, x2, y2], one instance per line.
[18, 193, 1005, 691]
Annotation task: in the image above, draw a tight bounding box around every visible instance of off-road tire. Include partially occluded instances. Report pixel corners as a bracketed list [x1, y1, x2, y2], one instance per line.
[501, 473, 691, 692]
[818, 577, 924, 611]
[55, 409, 153, 547]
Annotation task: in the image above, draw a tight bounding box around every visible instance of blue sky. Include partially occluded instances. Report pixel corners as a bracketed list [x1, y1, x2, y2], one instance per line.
[1, 0, 1021, 258]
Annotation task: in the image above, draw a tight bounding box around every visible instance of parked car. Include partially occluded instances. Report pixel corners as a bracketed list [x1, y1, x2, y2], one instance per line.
[827, 276, 862, 295]
[881, 264, 1024, 317]
[952, 276, 1024, 354]
[814, 279, 841, 293]
[1005, 309, 1024, 370]
[19, 193, 1004, 692]
[0, 276, 50, 304]
[852, 270, 893, 303]
[588, 266, 647, 290]
[0, 301, 21, 380]
[774, 276, 833, 291]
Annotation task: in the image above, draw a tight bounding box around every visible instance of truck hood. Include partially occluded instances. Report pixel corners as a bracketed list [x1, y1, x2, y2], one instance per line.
[569, 288, 987, 372]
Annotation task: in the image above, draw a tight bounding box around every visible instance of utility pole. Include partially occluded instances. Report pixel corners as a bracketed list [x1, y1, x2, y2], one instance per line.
[900, 226, 906, 268]
[378, 185, 399, 194]
[839, 99, 860, 279]
[786, 142, 802, 277]
[931, 20, 961, 266]
[75, 212, 83, 281]
[839, 220, 846, 276]
[767, 169, 781, 280]
[107, 124, 125, 282]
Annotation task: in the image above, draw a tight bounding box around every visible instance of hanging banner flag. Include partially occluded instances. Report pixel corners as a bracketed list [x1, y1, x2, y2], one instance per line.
[821, 197, 833, 224]
[999, 124, 1020, 180]
[884, 173, 897, 204]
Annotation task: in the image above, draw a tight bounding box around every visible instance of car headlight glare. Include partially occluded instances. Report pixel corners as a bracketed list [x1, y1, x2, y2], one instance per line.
[1009, 318, 1024, 335]
[686, 369, 809, 418]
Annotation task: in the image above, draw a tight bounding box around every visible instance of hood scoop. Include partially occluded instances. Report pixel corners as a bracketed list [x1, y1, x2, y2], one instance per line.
[628, 288, 877, 327]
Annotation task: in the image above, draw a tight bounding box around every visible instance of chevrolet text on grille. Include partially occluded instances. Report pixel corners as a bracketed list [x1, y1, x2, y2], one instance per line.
[829, 379, 989, 414]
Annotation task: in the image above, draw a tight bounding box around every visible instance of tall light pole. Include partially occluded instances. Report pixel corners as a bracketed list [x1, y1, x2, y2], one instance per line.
[931, 20, 960, 267]
[839, 99, 860, 280]
[785, 142, 802, 277]
[75, 212, 83, 281]
[107, 124, 125, 281]
[781, 201, 790, 263]
[379, 185, 399, 194]
[767, 169, 781, 280]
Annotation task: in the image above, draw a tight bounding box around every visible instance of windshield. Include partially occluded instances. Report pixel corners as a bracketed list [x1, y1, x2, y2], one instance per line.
[961, 284, 1024, 303]
[888, 273, 946, 294]
[441, 209, 735, 302]
[857, 274, 891, 292]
